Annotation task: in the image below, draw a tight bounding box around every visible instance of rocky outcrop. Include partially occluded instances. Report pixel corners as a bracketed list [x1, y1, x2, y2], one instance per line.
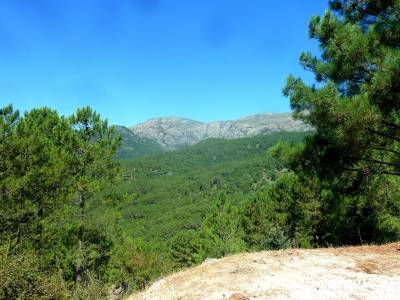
[128, 243, 400, 300]
[131, 113, 309, 150]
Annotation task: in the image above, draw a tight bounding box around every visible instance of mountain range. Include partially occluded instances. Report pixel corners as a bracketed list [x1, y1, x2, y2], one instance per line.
[116, 112, 309, 158]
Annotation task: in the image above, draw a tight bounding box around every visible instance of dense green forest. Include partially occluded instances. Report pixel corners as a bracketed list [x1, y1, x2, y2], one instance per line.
[1, 0, 400, 298]
[91, 132, 308, 243]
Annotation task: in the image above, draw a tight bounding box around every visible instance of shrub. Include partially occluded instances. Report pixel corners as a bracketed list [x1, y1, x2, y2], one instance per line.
[263, 226, 293, 250]
[0, 245, 69, 300]
[169, 230, 204, 269]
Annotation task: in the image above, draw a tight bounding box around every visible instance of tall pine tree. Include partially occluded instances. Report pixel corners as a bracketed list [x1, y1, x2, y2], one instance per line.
[284, 0, 400, 179]
[68, 107, 121, 285]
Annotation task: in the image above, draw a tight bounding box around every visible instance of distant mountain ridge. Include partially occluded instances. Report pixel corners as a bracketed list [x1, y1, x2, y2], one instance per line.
[114, 126, 164, 159]
[130, 112, 309, 150]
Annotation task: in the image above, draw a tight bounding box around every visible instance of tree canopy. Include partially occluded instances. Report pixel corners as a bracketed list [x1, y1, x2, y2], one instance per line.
[284, 0, 400, 178]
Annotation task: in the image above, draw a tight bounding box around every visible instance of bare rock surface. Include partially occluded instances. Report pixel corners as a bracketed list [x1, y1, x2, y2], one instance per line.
[128, 243, 400, 300]
[131, 113, 309, 150]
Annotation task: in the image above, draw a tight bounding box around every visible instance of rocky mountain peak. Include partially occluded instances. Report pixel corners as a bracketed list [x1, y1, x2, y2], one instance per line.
[131, 112, 309, 150]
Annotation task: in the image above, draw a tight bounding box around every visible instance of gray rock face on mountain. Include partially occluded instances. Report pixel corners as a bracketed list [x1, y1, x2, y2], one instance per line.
[131, 113, 309, 150]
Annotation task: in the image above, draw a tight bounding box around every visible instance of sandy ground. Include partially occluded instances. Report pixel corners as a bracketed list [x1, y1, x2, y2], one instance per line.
[128, 243, 400, 300]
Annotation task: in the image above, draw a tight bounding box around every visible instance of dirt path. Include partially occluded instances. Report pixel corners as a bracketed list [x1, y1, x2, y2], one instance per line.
[128, 243, 400, 300]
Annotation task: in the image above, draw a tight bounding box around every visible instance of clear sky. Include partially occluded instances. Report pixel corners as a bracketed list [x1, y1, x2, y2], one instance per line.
[0, 1, 328, 126]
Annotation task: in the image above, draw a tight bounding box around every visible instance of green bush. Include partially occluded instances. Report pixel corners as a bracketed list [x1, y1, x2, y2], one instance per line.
[0, 246, 69, 300]
[106, 237, 170, 291]
[200, 194, 246, 258]
[169, 230, 204, 269]
[263, 226, 293, 250]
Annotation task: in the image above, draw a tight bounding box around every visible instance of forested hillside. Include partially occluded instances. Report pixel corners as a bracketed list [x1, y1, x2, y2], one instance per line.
[90, 132, 308, 243]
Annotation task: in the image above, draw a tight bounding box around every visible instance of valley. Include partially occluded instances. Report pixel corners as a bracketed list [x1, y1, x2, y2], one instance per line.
[90, 131, 309, 243]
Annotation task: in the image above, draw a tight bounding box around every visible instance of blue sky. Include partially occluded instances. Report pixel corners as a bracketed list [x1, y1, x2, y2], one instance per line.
[0, 1, 328, 126]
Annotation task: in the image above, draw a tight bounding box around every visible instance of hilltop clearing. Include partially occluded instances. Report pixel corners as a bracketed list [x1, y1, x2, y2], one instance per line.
[129, 243, 400, 300]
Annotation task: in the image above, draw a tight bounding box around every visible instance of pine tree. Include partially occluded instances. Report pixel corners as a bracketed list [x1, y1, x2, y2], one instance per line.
[241, 194, 274, 249]
[0, 105, 20, 245]
[284, 0, 400, 178]
[67, 107, 121, 285]
[199, 193, 245, 258]
[169, 230, 204, 268]
[281, 0, 400, 245]
[0, 106, 71, 249]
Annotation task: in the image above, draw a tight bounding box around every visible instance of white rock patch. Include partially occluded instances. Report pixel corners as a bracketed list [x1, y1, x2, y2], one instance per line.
[128, 243, 400, 300]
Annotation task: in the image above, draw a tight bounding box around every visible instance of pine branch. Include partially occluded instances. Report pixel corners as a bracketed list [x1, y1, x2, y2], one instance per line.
[367, 128, 400, 143]
[371, 147, 400, 155]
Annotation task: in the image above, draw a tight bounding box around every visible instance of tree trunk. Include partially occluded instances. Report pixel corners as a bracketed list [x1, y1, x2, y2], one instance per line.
[75, 190, 85, 284]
